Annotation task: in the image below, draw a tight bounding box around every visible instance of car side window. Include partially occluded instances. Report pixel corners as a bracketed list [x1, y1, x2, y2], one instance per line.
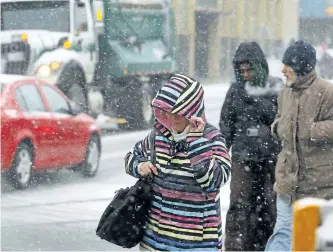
[40, 85, 70, 114]
[16, 84, 46, 112]
[15, 88, 28, 111]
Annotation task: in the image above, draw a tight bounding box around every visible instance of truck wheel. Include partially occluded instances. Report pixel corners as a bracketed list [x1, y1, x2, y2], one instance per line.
[103, 78, 154, 130]
[123, 87, 154, 130]
[67, 83, 87, 112]
[9, 143, 33, 189]
[59, 67, 88, 113]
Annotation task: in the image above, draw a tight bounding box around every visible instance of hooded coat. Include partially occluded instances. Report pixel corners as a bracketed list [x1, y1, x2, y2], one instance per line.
[125, 74, 231, 251]
[219, 41, 282, 162]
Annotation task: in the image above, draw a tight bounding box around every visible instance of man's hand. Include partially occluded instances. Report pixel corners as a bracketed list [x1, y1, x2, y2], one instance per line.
[137, 161, 158, 177]
[189, 116, 205, 132]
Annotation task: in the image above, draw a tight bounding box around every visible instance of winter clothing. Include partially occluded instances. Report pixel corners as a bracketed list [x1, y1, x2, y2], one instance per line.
[220, 42, 282, 162]
[282, 40, 317, 76]
[271, 70, 333, 201]
[265, 195, 293, 252]
[232, 41, 269, 76]
[225, 159, 276, 251]
[125, 74, 231, 251]
[220, 41, 282, 251]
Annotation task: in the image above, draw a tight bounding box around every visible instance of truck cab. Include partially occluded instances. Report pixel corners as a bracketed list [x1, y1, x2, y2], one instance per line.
[1, 0, 101, 114]
[1, 0, 178, 130]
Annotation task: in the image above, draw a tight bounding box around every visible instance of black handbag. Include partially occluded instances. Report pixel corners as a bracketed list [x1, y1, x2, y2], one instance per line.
[96, 130, 155, 248]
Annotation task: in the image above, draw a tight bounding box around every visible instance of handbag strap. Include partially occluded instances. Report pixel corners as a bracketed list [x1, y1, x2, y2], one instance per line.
[149, 128, 156, 166]
[144, 129, 156, 184]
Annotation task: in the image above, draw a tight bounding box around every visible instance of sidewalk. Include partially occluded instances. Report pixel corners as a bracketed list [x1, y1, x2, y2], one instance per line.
[198, 77, 230, 86]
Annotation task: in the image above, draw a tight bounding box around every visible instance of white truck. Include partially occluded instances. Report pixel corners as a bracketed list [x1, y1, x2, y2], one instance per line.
[0, 0, 177, 129]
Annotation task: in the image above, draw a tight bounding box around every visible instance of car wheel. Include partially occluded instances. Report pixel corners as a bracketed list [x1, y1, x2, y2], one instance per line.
[10, 143, 33, 189]
[83, 135, 101, 177]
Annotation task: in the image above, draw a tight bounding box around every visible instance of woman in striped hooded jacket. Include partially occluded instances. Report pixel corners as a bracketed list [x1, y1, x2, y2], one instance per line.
[125, 74, 231, 251]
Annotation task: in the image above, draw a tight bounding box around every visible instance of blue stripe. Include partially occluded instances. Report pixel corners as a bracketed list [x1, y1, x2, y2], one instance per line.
[188, 144, 211, 155]
[132, 158, 140, 177]
[162, 86, 181, 98]
[189, 137, 208, 145]
[151, 201, 203, 217]
[208, 183, 215, 191]
[203, 209, 217, 216]
[158, 93, 177, 103]
[156, 135, 170, 143]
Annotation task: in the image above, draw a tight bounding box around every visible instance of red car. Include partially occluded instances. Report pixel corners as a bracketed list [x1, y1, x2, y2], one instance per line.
[1, 74, 102, 189]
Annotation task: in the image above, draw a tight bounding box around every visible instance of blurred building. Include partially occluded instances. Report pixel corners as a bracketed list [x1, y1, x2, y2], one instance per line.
[171, 0, 299, 80]
[299, 0, 333, 47]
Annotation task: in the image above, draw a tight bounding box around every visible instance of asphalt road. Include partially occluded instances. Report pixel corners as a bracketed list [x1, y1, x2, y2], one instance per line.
[1, 83, 230, 251]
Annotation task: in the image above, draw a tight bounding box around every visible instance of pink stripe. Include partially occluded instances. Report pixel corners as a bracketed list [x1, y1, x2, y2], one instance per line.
[185, 102, 202, 118]
[151, 208, 222, 225]
[156, 148, 170, 155]
[214, 151, 230, 159]
[156, 142, 170, 148]
[171, 79, 188, 88]
[156, 147, 169, 152]
[177, 90, 203, 116]
[150, 213, 203, 230]
[204, 219, 222, 228]
[190, 155, 212, 165]
[203, 216, 219, 222]
[152, 100, 173, 112]
[153, 186, 217, 201]
[205, 131, 220, 140]
[187, 136, 200, 142]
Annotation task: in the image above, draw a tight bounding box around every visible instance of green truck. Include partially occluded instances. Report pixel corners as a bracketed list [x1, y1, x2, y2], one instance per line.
[1, 0, 177, 129]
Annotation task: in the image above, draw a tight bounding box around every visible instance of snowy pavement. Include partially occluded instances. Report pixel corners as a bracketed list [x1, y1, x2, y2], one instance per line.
[1, 82, 231, 251]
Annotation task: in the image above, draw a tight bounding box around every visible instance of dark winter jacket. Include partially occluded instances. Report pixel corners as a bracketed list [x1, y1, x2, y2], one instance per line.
[219, 41, 283, 162]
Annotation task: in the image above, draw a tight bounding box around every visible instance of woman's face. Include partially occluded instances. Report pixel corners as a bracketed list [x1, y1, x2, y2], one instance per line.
[153, 107, 189, 132]
[171, 113, 189, 133]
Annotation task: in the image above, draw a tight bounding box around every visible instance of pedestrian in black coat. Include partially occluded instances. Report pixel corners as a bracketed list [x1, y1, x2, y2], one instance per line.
[220, 41, 283, 251]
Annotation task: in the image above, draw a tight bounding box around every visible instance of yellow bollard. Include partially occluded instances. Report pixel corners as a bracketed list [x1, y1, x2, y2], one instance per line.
[292, 198, 326, 251]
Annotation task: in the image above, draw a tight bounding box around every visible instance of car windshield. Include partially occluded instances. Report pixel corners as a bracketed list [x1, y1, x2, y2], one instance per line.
[1, 1, 70, 32]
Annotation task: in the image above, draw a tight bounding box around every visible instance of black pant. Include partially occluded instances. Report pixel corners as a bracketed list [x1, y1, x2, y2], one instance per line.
[225, 159, 277, 251]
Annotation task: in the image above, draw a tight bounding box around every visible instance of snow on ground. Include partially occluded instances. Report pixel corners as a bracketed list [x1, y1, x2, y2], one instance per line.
[2, 83, 232, 232]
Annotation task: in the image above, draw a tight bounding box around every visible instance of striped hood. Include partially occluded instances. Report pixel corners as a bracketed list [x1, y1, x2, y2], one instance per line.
[151, 74, 206, 130]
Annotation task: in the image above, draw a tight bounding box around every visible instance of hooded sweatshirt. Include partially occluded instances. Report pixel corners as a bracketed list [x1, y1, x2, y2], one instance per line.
[125, 74, 231, 251]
